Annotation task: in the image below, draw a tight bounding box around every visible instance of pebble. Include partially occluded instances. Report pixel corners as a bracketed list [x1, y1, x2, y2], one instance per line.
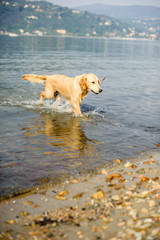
[128, 209, 137, 219]
[140, 208, 149, 217]
[92, 189, 105, 199]
[148, 199, 156, 207]
[111, 195, 122, 201]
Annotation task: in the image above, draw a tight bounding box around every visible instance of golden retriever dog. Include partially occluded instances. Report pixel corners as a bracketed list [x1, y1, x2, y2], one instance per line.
[22, 73, 105, 116]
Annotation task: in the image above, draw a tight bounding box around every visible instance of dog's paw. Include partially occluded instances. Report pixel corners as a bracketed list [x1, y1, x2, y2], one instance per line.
[74, 113, 85, 118]
[39, 100, 44, 105]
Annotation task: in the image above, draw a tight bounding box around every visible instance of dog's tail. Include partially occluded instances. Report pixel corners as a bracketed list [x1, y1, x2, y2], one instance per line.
[22, 74, 46, 84]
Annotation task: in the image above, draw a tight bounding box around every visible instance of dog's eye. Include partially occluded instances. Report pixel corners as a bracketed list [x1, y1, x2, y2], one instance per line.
[92, 81, 95, 84]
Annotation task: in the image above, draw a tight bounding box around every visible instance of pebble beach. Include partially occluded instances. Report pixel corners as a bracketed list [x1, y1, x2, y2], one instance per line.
[0, 151, 160, 240]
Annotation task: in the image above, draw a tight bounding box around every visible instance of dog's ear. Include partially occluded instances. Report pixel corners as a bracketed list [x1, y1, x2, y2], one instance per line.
[79, 75, 87, 90]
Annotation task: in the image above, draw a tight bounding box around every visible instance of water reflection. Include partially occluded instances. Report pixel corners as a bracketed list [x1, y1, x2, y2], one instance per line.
[23, 112, 101, 162]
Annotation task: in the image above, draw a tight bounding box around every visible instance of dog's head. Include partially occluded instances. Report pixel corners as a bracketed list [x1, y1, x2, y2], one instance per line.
[80, 73, 103, 95]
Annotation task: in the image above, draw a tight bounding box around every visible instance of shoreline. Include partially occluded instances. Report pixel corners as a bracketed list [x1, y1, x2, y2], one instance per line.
[0, 33, 158, 42]
[0, 149, 158, 202]
[0, 150, 160, 240]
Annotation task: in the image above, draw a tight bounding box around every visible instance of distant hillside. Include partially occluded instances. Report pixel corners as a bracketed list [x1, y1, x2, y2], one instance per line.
[0, 0, 159, 40]
[0, 0, 131, 38]
[76, 4, 160, 19]
[76, 3, 160, 40]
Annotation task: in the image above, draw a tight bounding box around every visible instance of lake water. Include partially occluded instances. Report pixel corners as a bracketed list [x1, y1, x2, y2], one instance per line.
[0, 36, 160, 200]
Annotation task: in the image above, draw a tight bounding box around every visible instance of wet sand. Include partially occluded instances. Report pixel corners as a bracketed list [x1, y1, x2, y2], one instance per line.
[0, 151, 160, 240]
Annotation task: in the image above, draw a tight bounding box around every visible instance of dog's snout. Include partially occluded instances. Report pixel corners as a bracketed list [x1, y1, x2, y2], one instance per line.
[99, 88, 103, 93]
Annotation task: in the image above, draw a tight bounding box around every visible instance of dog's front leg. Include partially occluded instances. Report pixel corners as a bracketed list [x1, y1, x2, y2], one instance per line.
[71, 101, 83, 117]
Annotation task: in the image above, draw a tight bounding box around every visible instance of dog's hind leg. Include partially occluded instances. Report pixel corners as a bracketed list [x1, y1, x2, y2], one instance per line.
[39, 91, 45, 104]
[39, 89, 54, 104]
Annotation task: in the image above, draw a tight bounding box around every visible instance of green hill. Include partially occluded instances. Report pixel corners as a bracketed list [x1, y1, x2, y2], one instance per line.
[0, 0, 134, 37]
[0, 0, 159, 39]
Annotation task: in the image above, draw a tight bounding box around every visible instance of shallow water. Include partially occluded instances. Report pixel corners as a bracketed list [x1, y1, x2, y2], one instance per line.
[0, 36, 160, 199]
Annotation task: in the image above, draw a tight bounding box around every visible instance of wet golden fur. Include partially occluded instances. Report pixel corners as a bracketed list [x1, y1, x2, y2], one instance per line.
[22, 73, 102, 116]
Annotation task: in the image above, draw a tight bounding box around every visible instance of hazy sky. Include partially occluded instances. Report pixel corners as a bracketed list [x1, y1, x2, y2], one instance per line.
[50, 0, 160, 7]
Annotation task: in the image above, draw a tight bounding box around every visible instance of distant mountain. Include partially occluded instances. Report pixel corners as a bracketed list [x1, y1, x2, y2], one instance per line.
[75, 3, 160, 40]
[76, 4, 160, 19]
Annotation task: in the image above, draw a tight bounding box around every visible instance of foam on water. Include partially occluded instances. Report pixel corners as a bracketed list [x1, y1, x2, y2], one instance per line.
[2, 94, 108, 120]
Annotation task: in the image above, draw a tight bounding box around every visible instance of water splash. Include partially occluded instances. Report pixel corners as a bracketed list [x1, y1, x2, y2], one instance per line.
[2, 95, 109, 119]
